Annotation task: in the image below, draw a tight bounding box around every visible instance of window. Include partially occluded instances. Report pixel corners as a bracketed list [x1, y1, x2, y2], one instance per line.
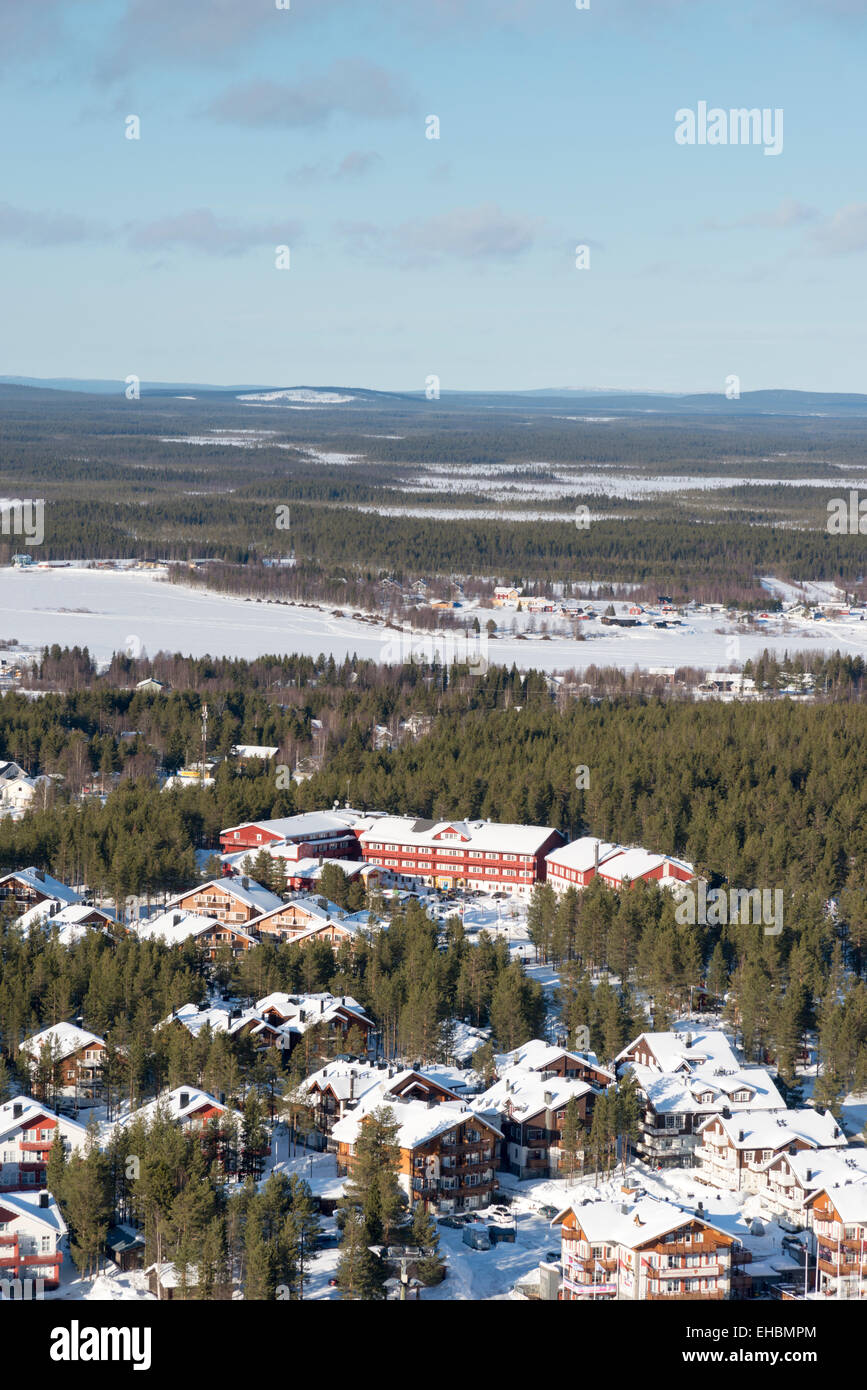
[41, 1236, 51, 1253]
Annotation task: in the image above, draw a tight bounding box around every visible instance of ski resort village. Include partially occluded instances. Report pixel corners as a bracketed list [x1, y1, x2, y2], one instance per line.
[0, 806, 864, 1304]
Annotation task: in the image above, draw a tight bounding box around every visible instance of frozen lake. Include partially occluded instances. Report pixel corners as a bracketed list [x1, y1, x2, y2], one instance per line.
[2, 567, 866, 674]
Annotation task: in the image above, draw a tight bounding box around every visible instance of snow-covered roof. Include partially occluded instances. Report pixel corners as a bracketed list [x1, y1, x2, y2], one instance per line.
[552, 1195, 733, 1249]
[113, 1086, 240, 1133]
[0, 1095, 88, 1147]
[168, 876, 283, 915]
[0, 866, 81, 905]
[495, 1039, 614, 1081]
[598, 848, 694, 883]
[221, 811, 363, 840]
[14, 899, 118, 944]
[809, 1181, 867, 1223]
[135, 911, 258, 947]
[250, 893, 345, 926]
[145, 1261, 199, 1288]
[255, 991, 370, 1029]
[0, 1188, 67, 1237]
[332, 1096, 501, 1150]
[473, 1066, 593, 1121]
[358, 815, 561, 855]
[230, 745, 279, 759]
[698, 1108, 846, 1151]
[617, 1030, 741, 1074]
[630, 1064, 785, 1115]
[19, 1021, 105, 1062]
[545, 838, 623, 874]
[772, 1146, 867, 1188]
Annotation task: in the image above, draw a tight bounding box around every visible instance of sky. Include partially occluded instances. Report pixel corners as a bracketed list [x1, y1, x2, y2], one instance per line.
[1, 0, 866, 393]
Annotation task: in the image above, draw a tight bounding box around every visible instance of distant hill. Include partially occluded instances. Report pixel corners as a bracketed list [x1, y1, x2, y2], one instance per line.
[2, 377, 867, 416]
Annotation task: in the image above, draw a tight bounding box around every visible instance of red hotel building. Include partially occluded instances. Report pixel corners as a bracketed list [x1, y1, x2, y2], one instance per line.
[357, 817, 563, 897]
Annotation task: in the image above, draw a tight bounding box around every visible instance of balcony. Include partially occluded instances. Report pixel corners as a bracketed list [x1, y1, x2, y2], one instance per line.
[647, 1289, 725, 1301]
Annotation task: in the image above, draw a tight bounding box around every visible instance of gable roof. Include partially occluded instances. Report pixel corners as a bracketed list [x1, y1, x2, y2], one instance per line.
[697, 1107, 846, 1151]
[168, 876, 283, 915]
[332, 1096, 501, 1150]
[616, 1030, 741, 1075]
[0, 1095, 88, 1147]
[19, 1021, 105, 1061]
[358, 815, 562, 856]
[0, 1189, 67, 1237]
[545, 838, 624, 874]
[135, 911, 259, 948]
[0, 866, 81, 905]
[552, 1195, 733, 1249]
[472, 1066, 593, 1122]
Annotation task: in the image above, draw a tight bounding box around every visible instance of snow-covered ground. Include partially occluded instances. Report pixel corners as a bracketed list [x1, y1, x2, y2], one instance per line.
[4, 567, 867, 674]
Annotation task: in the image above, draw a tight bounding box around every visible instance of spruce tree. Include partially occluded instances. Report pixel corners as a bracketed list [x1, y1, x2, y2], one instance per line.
[336, 1208, 387, 1301]
[410, 1200, 442, 1286]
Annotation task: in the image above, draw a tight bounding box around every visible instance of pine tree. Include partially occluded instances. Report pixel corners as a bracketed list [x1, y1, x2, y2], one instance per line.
[46, 1125, 67, 1201]
[244, 1195, 279, 1299]
[340, 1105, 405, 1245]
[560, 1096, 584, 1181]
[336, 1208, 387, 1300]
[410, 1199, 442, 1286]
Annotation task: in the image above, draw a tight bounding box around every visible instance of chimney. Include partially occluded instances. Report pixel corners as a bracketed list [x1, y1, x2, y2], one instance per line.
[544, 1090, 554, 1107]
[179, 1091, 190, 1109]
[38, 1191, 49, 1209]
[320, 1000, 325, 1015]
[349, 1074, 355, 1101]
[12, 1102, 22, 1119]
[737, 1130, 744, 1143]
[35, 869, 45, 882]
[805, 1169, 812, 1183]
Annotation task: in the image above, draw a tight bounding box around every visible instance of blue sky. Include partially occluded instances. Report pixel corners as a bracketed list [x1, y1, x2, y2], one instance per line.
[2, 0, 866, 392]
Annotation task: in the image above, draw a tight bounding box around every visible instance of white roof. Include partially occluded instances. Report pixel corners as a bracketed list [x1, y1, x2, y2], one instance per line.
[631, 1064, 785, 1115]
[699, 1108, 846, 1151]
[20, 1021, 105, 1062]
[777, 1147, 867, 1189]
[255, 991, 372, 1031]
[230, 745, 279, 759]
[251, 893, 344, 926]
[811, 1181, 867, 1223]
[617, 1030, 741, 1074]
[332, 1096, 501, 1150]
[473, 1066, 592, 1121]
[15, 899, 116, 944]
[554, 1195, 731, 1250]
[545, 838, 623, 874]
[0, 866, 81, 905]
[495, 1039, 614, 1080]
[598, 849, 668, 882]
[222, 811, 363, 840]
[135, 911, 258, 947]
[160, 1002, 233, 1035]
[0, 1095, 88, 1147]
[168, 876, 283, 915]
[145, 1261, 199, 1287]
[359, 815, 560, 855]
[0, 1188, 67, 1237]
[113, 1086, 240, 1132]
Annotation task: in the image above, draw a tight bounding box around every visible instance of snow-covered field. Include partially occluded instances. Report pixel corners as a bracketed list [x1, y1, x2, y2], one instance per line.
[3, 567, 867, 673]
